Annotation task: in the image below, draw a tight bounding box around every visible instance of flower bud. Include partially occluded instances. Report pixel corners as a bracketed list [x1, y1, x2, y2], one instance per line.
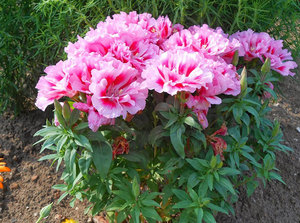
[240, 67, 247, 97]
[261, 57, 271, 74]
[232, 50, 239, 66]
[62, 101, 71, 122]
[54, 99, 62, 114]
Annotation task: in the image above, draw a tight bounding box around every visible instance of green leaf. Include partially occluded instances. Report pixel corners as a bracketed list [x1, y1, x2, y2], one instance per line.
[219, 177, 236, 195]
[55, 109, 67, 128]
[173, 200, 193, 209]
[145, 192, 162, 200]
[52, 184, 67, 191]
[269, 172, 285, 184]
[141, 207, 162, 221]
[38, 153, 58, 161]
[228, 126, 240, 142]
[117, 211, 127, 223]
[57, 135, 68, 152]
[72, 172, 83, 188]
[131, 205, 140, 223]
[203, 210, 216, 223]
[210, 156, 217, 168]
[92, 141, 112, 179]
[73, 122, 89, 131]
[246, 180, 259, 197]
[141, 199, 161, 207]
[78, 154, 92, 175]
[148, 125, 166, 146]
[241, 151, 262, 168]
[69, 108, 80, 126]
[191, 131, 207, 148]
[112, 190, 133, 201]
[232, 106, 243, 124]
[196, 208, 203, 223]
[57, 192, 68, 203]
[206, 203, 228, 214]
[172, 189, 190, 201]
[179, 210, 190, 223]
[219, 167, 241, 176]
[40, 137, 55, 153]
[198, 182, 208, 198]
[186, 158, 208, 170]
[187, 187, 198, 201]
[207, 174, 214, 191]
[187, 172, 200, 188]
[164, 114, 179, 129]
[245, 106, 260, 127]
[170, 124, 185, 158]
[75, 134, 93, 151]
[34, 126, 62, 137]
[54, 99, 62, 112]
[132, 176, 140, 198]
[155, 102, 172, 111]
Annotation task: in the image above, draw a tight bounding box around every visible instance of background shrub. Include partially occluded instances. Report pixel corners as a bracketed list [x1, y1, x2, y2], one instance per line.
[0, 0, 299, 114]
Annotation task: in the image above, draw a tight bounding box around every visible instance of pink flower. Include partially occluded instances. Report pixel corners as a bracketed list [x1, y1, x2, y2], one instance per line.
[184, 59, 240, 128]
[231, 29, 298, 76]
[188, 24, 240, 59]
[74, 95, 114, 132]
[162, 25, 240, 62]
[66, 18, 160, 72]
[141, 50, 214, 95]
[66, 55, 105, 94]
[202, 60, 241, 98]
[161, 29, 195, 52]
[109, 38, 160, 71]
[35, 61, 77, 111]
[154, 16, 173, 45]
[89, 60, 148, 119]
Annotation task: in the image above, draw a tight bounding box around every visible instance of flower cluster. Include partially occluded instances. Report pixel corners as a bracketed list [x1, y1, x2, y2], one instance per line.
[35, 11, 297, 132]
[35, 11, 298, 221]
[231, 29, 298, 76]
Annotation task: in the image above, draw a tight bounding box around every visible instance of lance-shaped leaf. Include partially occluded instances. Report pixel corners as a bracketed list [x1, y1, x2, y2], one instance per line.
[92, 141, 112, 179]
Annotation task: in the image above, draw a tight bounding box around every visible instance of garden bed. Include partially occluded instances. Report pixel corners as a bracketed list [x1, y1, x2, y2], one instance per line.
[0, 64, 299, 222]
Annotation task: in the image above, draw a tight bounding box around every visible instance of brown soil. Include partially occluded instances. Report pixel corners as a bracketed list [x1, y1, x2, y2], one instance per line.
[0, 68, 300, 223]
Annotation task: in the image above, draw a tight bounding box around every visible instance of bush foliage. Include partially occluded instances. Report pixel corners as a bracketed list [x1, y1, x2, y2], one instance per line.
[32, 7, 299, 222]
[0, 0, 299, 113]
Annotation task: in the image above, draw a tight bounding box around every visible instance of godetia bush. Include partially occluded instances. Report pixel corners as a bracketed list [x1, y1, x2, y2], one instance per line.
[34, 11, 298, 223]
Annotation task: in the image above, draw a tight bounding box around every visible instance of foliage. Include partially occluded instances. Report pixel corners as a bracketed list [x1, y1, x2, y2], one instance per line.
[34, 10, 297, 222]
[35, 65, 292, 222]
[0, 0, 299, 113]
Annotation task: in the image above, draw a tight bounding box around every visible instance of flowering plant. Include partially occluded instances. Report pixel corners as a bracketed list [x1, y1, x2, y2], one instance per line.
[0, 158, 11, 189]
[35, 11, 297, 222]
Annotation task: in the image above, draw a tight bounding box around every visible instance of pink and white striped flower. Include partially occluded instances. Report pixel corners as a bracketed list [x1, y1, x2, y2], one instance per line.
[74, 95, 114, 132]
[35, 61, 77, 111]
[141, 50, 214, 95]
[231, 29, 298, 76]
[89, 60, 148, 119]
